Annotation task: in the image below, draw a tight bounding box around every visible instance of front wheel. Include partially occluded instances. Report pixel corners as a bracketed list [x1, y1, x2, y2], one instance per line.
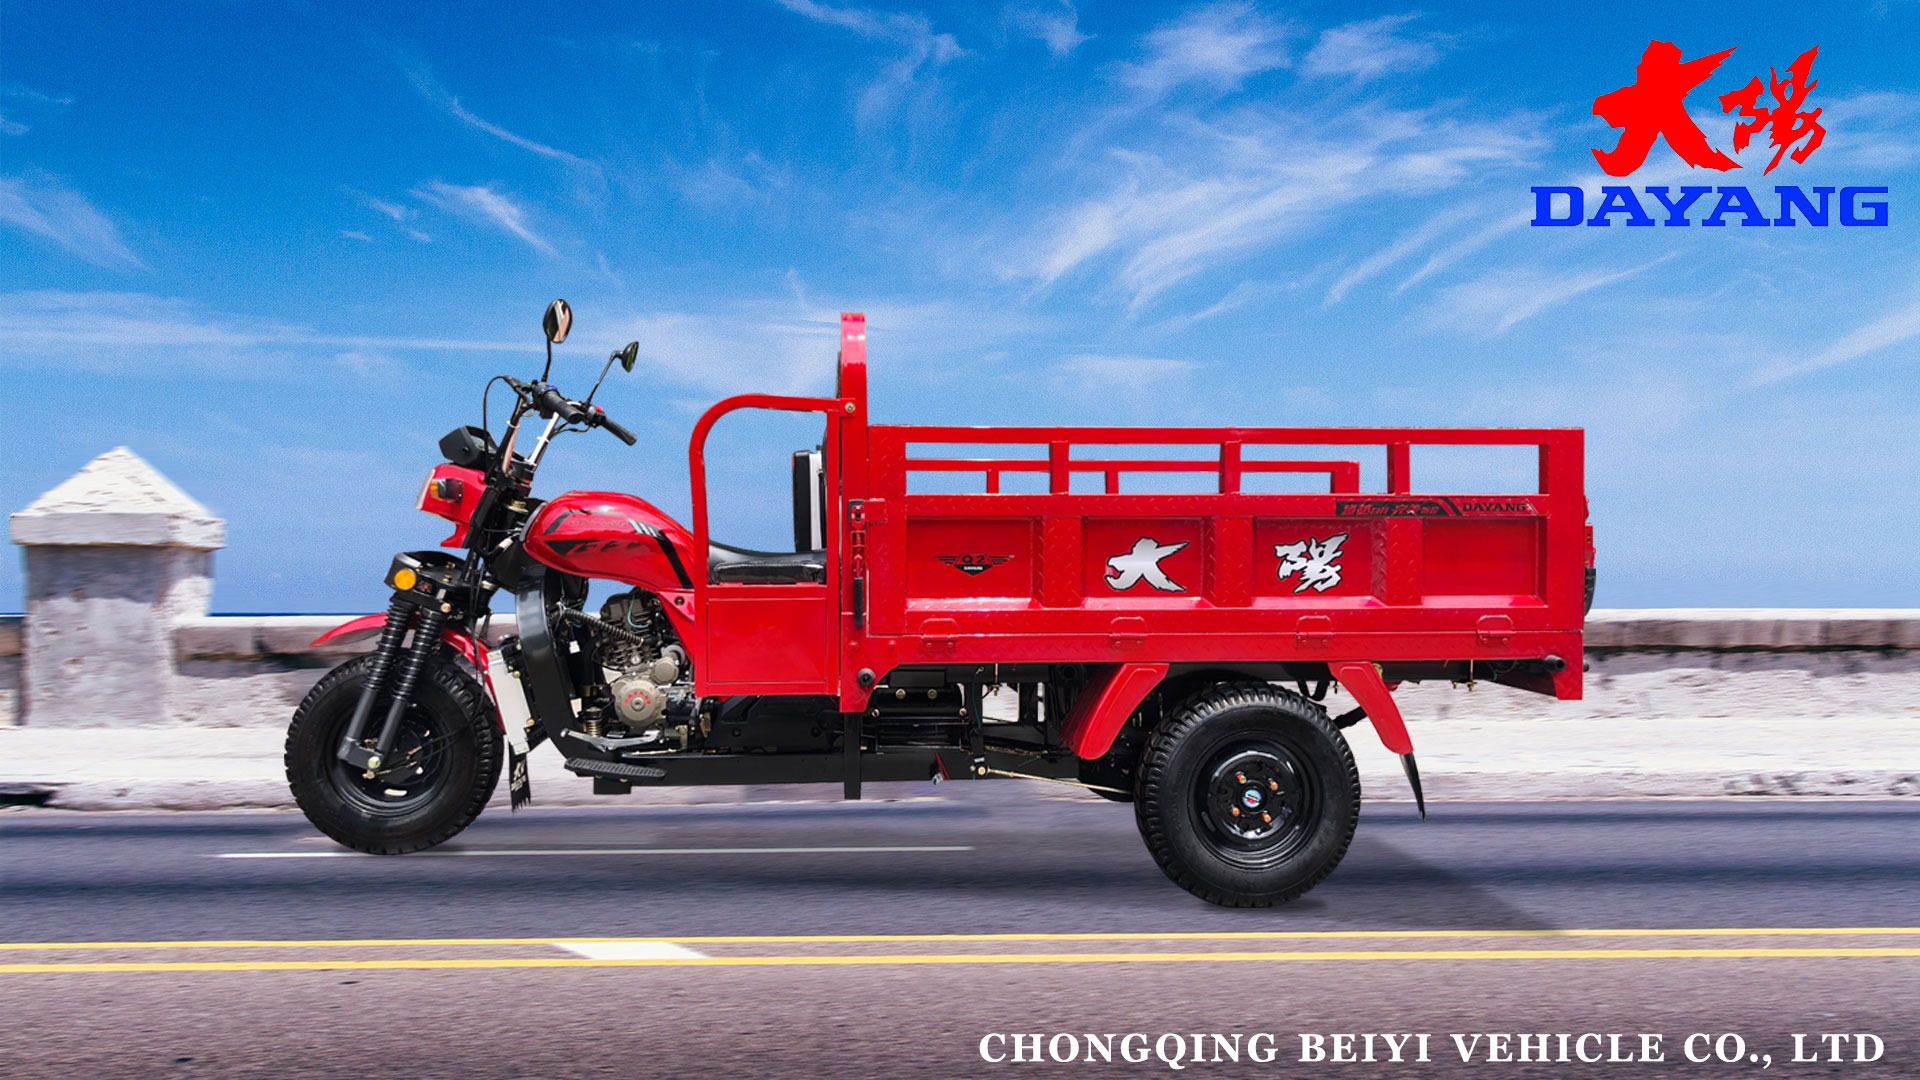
[285, 652, 502, 854]
[1134, 683, 1359, 907]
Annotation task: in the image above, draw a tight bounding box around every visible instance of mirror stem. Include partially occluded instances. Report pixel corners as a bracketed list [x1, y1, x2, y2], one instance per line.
[583, 357, 616, 408]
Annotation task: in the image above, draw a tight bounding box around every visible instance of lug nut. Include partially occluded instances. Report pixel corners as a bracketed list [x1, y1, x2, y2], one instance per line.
[1235, 772, 1246, 784]
[1268, 780, 1279, 791]
[1261, 812, 1272, 824]
[1229, 808, 1240, 817]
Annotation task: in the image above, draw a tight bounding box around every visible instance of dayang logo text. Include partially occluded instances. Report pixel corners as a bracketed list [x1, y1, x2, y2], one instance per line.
[1532, 41, 1888, 228]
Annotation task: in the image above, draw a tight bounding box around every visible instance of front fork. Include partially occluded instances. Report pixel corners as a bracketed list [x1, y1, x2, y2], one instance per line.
[335, 598, 449, 771]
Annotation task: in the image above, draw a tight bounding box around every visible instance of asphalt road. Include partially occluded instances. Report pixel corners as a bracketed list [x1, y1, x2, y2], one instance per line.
[1, 790, 1916, 1078]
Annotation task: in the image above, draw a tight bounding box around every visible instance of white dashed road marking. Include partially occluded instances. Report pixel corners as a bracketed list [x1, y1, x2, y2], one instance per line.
[214, 845, 971, 859]
[554, 941, 709, 961]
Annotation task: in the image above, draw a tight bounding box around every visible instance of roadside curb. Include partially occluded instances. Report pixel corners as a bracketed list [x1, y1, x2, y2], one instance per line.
[6, 714, 1917, 811]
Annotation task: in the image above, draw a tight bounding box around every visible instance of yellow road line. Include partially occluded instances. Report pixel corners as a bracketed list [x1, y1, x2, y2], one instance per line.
[3, 927, 1920, 951]
[3, 946, 1920, 974]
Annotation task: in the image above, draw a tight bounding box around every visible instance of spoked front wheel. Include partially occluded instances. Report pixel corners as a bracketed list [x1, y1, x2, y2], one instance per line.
[285, 653, 501, 854]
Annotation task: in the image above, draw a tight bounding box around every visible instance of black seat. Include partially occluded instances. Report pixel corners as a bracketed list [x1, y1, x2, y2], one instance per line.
[708, 541, 826, 584]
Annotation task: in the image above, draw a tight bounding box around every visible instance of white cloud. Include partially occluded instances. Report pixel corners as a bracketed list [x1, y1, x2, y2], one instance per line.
[600, 288, 1048, 401]
[774, 0, 965, 125]
[404, 67, 602, 177]
[0, 291, 526, 367]
[1052, 352, 1196, 391]
[1302, 15, 1444, 83]
[1425, 255, 1678, 335]
[2, 83, 74, 106]
[1005, 1, 1090, 58]
[1801, 90, 1920, 171]
[1753, 299, 1920, 385]
[1394, 211, 1528, 294]
[346, 190, 434, 242]
[359, 193, 410, 222]
[622, 309, 840, 398]
[1155, 278, 1277, 331]
[0, 83, 73, 135]
[1116, 3, 1291, 99]
[414, 181, 557, 256]
[672, 152, 791, 210]
[0, 172, 143, 269]
[1028, 105, 1539, 306]
[1324, 205, 1475, 305]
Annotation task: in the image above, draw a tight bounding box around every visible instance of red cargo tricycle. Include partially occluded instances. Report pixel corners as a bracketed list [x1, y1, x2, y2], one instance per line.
[288, 302, 1592, 906]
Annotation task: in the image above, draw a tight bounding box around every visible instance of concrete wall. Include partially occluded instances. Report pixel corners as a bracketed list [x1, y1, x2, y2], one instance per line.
[1, 607, 1913, 733]
[0, 616, 20, 729]
[165, 615, 518, 729]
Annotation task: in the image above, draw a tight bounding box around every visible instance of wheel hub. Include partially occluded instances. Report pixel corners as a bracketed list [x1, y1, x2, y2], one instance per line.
[332, 712, 447, 812]
[1202, 748, 1305, 845]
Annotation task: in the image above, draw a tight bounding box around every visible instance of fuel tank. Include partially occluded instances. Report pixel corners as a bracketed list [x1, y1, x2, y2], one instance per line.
[523, 492, 696, 592]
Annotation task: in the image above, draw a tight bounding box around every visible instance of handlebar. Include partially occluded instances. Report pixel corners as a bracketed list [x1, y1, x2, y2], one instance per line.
[589, 405, 637, 445]
[503, 376, 635, 445]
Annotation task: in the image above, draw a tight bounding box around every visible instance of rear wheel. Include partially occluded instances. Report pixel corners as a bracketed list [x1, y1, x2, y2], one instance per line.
[285, 653, 501, 854]
[1134, 683, 1359, 907]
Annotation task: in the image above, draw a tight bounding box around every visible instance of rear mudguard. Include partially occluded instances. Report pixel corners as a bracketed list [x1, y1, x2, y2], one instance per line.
[311, 614, 500, 731]
[1330, 661, 1426, 817]
[1328, 662, 1413, 755]
[1061, 663, 1168, 759]
[1059, 661, 1418, 760]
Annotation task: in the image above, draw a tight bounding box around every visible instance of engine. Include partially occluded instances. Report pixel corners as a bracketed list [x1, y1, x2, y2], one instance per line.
[583, 590, 690, 736]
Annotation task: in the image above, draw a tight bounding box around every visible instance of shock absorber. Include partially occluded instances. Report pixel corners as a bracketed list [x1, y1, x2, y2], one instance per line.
[367, 606, 449, 769]
[334, 598, 415, 768]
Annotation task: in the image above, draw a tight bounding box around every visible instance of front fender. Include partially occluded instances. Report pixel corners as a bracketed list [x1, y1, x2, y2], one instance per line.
[312, 613, 500, 733]
[310, 615, 490, 692]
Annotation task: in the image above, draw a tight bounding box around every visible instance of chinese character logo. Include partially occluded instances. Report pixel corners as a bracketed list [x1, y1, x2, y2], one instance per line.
[1106, 537, 1187, 592]
[1275, 533, 1347, 594]
[1720, 47, 1825, 175]
[1591, 40, 1824, 177]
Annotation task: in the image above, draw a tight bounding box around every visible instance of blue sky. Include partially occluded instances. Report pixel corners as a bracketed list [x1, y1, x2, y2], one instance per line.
[2, 0, 1916, 612]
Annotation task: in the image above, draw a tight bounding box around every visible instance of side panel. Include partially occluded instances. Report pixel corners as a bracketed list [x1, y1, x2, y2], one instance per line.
[704, 586, 835, 692]
[904, 518, 1037, 600]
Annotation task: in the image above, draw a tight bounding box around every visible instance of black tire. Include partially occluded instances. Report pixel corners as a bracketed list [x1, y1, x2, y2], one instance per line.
[285, 653, 502, 854]
[1134, 682, 1359, 907]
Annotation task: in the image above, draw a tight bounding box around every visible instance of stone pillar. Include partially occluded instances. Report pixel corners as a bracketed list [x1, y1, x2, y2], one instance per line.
[8, 448, 224, 726]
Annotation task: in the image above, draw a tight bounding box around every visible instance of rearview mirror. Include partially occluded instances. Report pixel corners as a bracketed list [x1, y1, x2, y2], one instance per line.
[542, 299, 572, 344]
[615, 341, 639, 373]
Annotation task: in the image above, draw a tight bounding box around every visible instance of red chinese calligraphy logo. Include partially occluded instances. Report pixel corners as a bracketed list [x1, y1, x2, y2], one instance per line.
[1720, 47, 1826, 175]
[1591, 41, 1826, 177]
